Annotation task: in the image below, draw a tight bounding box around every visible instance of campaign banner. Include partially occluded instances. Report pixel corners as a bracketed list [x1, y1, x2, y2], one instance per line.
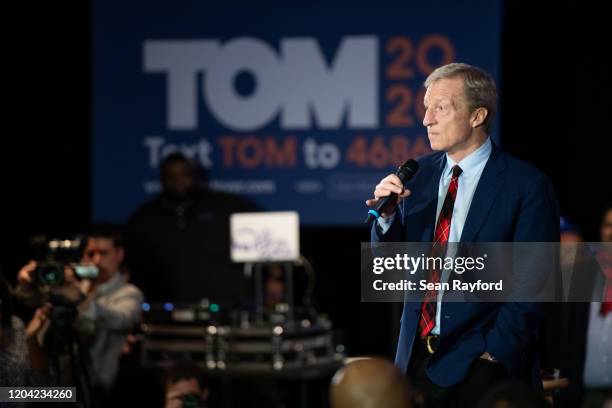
[92, 1, 501, 225]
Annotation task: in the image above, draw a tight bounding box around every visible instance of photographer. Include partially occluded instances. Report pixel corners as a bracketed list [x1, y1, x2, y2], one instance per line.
[13, 224, 144, 395]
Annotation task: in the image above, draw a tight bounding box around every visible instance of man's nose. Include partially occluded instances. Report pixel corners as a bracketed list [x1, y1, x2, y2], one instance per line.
[423, 108, 435, 127]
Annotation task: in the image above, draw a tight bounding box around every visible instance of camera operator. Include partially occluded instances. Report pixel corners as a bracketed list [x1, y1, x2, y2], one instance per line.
[13, 224, 144, 397]
[164, 361, 209, 408]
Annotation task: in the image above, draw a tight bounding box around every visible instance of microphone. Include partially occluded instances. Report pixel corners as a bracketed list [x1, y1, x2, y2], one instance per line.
[365, 159, 419, 223]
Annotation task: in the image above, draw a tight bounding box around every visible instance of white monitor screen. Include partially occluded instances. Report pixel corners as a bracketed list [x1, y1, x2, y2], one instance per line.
[230, 211, 300, 262]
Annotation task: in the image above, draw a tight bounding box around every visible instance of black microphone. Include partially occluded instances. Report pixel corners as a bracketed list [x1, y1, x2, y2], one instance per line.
[365, 159, 419, 223]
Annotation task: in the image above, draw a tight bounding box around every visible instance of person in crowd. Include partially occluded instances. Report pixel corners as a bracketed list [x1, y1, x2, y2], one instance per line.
[330, 357, 415, 408]
[1, 269, 50, 386]
[14, 224, 143, 395]
[125, 152, 258, 305]
[164, 361, 209, 408]
[558, 203, 612, 407]
[367, 62, 559, 406]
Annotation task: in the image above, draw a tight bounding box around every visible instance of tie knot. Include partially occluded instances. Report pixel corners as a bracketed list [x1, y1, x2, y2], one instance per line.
[452, 165, 463, 179]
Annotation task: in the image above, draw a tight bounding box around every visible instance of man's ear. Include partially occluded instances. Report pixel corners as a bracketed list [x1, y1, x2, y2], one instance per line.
[201, 388, 209, 401]
[116, 247, 125, 264]
[471, 107, 488, 128]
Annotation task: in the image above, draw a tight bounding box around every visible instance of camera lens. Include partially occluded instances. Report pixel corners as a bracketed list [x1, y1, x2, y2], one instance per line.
[36, 262, 64, 286]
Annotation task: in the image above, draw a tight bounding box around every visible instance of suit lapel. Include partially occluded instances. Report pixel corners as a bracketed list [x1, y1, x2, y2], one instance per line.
[420, 153, 446, 242]
[460, 145, 507, 243]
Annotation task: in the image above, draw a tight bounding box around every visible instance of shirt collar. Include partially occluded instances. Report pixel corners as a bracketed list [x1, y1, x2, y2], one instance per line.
[95, 271, 124, 297]
[444, 137, 492, 178]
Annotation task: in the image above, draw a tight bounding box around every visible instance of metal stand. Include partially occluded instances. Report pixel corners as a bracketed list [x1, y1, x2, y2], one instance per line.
[245, 261, 295, 326]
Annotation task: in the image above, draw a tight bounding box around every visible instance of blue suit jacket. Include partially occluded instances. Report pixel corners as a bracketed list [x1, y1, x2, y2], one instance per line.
[371, 143, 560, 388]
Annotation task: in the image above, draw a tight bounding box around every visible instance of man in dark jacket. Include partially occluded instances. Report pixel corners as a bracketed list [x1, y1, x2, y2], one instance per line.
[125, 152, 258, 305]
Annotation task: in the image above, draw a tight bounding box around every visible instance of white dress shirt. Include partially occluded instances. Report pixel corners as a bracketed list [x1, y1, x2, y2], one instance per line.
[378, 137, 492, 334]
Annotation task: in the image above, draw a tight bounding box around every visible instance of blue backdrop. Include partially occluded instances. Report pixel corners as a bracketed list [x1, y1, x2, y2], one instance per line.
[92, 0, 501, 225]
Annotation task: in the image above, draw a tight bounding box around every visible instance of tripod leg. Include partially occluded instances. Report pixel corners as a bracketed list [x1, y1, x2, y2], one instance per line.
[70, 338, 94, 408]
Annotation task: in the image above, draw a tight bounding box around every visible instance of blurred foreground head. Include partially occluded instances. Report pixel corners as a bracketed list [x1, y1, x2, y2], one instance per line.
[330, 357, 413, 408]
[165, 361, 208, 408]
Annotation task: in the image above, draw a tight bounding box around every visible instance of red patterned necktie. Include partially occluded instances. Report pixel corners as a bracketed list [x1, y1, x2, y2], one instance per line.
[419, 165, 463, 337]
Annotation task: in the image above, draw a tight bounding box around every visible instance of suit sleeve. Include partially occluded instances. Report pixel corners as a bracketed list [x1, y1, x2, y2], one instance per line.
[485, 173, 560, 371]
[370, 200, 406, 243]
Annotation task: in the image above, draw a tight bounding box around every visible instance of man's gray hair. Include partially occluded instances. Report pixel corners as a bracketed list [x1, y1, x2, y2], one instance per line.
[424, 63, 497, 134]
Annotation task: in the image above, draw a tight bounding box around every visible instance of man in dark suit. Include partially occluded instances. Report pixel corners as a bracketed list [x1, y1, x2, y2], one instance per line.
[558, 204, 612, 407]
[366, 63, 559, 407]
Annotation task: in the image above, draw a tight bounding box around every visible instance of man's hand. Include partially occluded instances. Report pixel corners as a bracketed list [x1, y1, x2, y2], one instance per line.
[25, 303, 52, 339]
[63, 265, 78, 284]
[365, 174, 411, 217]
[479, 352, 497, 362]
[17, 261, 37, 284]
[52, 282, 85, 304]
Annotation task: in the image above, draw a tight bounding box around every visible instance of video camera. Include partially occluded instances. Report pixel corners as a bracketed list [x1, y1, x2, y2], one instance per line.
[179, 394, 206, 408]
[30, 235, 99, 287]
